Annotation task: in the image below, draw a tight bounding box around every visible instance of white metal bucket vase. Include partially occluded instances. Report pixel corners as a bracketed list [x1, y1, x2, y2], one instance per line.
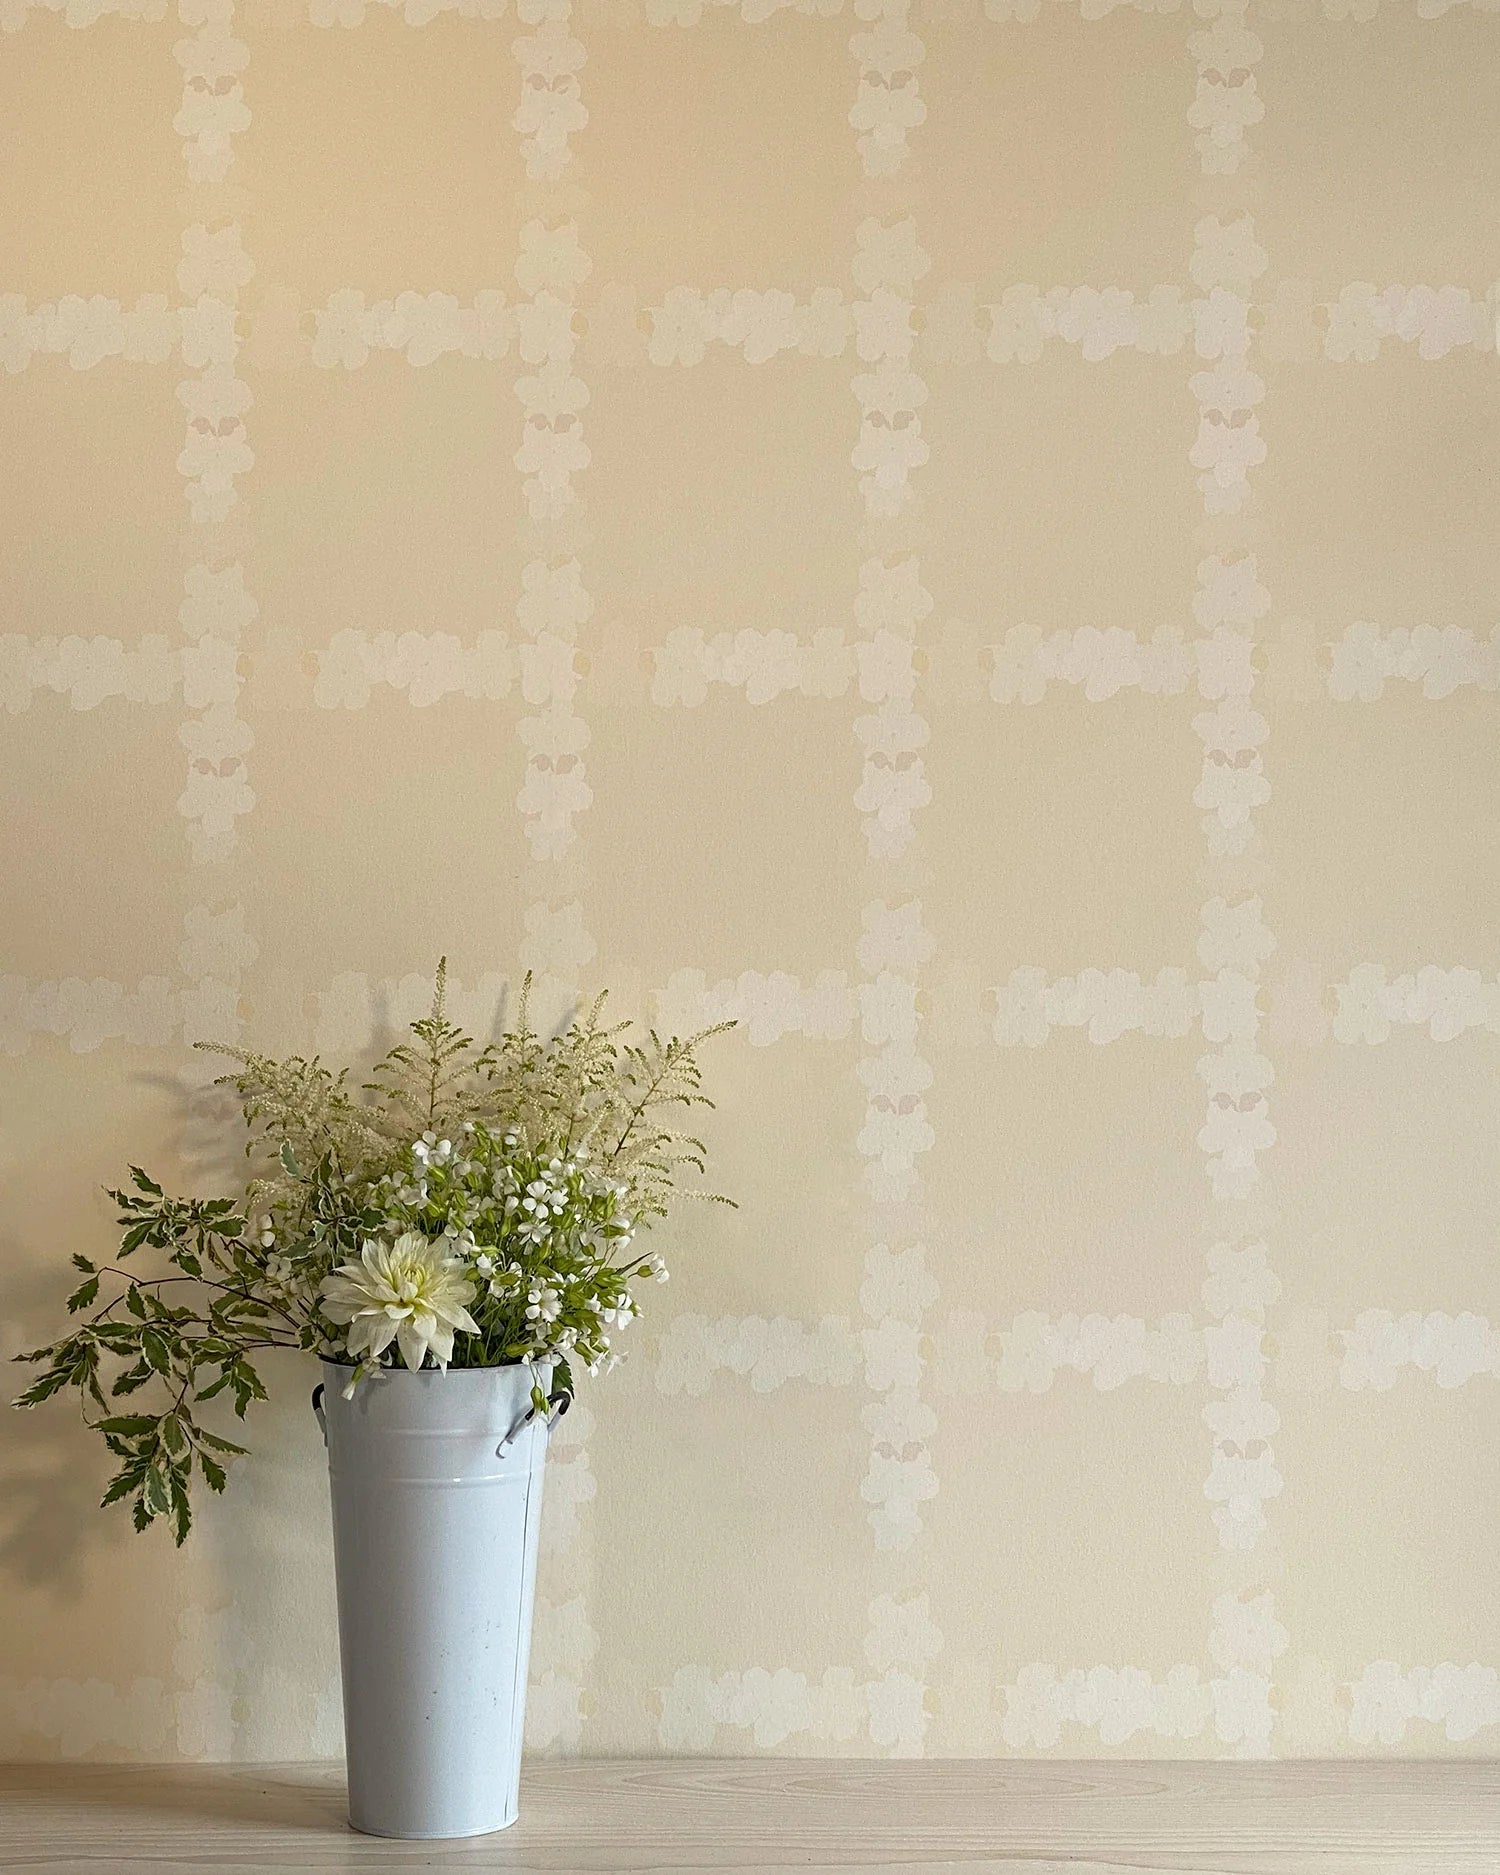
[313, 1358, 567, 1839]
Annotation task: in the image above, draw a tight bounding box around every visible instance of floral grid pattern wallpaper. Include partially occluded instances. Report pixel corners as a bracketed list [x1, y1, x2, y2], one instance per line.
[2, 0, 1498, 1764]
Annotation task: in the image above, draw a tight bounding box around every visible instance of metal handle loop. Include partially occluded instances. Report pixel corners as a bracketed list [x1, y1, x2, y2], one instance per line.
[495, 1383, 572, 1456]
[311, 1381, 327, 1445]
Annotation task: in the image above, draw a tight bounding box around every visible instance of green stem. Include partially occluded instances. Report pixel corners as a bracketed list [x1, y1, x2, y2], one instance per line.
[93, 1267, 305, 1335]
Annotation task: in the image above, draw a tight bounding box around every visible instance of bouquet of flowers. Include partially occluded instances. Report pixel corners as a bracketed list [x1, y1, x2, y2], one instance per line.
[14, 963, 732, 1544]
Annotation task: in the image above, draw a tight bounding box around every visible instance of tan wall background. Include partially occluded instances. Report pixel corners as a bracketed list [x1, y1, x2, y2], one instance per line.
[2, 0, 1498, 1764]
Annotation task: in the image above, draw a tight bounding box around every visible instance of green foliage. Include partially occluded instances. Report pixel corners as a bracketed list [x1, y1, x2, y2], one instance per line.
[13, 962, 733, 1544]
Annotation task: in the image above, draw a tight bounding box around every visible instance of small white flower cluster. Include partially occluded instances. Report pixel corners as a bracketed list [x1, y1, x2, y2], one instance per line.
[526, 1283, 561, 1324]
[298, 1123, 668, 1384]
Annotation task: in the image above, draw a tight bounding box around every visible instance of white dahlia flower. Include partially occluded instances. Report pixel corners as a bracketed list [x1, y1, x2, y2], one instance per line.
[319, 1232, 480, 1373]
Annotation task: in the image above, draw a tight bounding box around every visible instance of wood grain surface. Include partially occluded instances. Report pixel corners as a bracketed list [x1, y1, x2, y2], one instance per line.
[2, 1757, 1497, 1875]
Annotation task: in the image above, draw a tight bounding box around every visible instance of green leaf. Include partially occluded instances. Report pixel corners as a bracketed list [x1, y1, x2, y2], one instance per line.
[92, 1321, 140, 1349]
[280, 1141, 302, 1178]
[194, 1428, 247, 1456]
[100, 1473, 136, 1508]
[70, 1254, 96, 1275]
[14, 1366, 71, 1407]
[141, 1329, 172, 1376]
[97, 1415, 157, 1436]
[142, 1465, 172, 1518]
[159, 1414, 188, 1459]
[233, 1360, 269, 1403]
[173, 1250, 203, 1278]
[198, 1453, 228, 1494]
[111, 1365, 153, 1396]
[130, 1166, 163, 1196]
[194, 1373, 231, 1402]
[65, 1275, 100, 1313]
[125, 1286, 147, 1320]
[169, 1472, 192, 1546]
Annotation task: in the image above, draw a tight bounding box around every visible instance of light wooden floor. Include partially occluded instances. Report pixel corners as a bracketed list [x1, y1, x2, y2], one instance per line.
[2, 1758, 1497, 1875]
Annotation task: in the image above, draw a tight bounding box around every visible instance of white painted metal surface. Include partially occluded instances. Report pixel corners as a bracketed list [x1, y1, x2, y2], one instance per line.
[315, 1360, 555, 1839]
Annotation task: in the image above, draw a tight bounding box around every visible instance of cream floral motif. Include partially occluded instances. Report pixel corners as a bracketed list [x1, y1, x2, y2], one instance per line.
[850, 0, 925, 179]
[651, 626, 857, 705]
[516, 558, 593, 862]
[0, 635, 179, 712]
[1188, 10, 1262, 176]
[1338, 1312, 1500, 1391]
[314, 630, 517, 710]
[1318, 284, 1494, 362]
[994, 1313, 1204, 1392]
[175, 8, 249, 186]
[1328, 623, 1500, 702]
[656, 1314, 860, 1395]
[309, 0, 506, 22]
[1333, 965, 1500, 1045]
[514, 10, 587, 183]
[0, 907, 255, 1056]
[1349, 1663, 1500, 1747]
[657, 1591, 939, 1752]
[311, 290, 513, 369]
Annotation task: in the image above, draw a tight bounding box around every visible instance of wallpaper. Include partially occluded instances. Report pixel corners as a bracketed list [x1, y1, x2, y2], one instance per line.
[1, 0, 1498, 1766]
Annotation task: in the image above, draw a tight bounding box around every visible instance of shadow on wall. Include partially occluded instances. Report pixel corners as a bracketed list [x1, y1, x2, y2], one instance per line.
[1, 1066, 341, 1760]
[2, 1275, 344, 1761]
[1, 1253, 126, 1599]
[182, 1358, 344, 1763]
[2, 1063, 246, 1597]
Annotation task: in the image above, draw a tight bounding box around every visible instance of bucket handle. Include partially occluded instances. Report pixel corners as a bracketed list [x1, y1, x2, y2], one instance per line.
[311, 1381, 327, 1445]
[497, 1379, 572, 1455]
